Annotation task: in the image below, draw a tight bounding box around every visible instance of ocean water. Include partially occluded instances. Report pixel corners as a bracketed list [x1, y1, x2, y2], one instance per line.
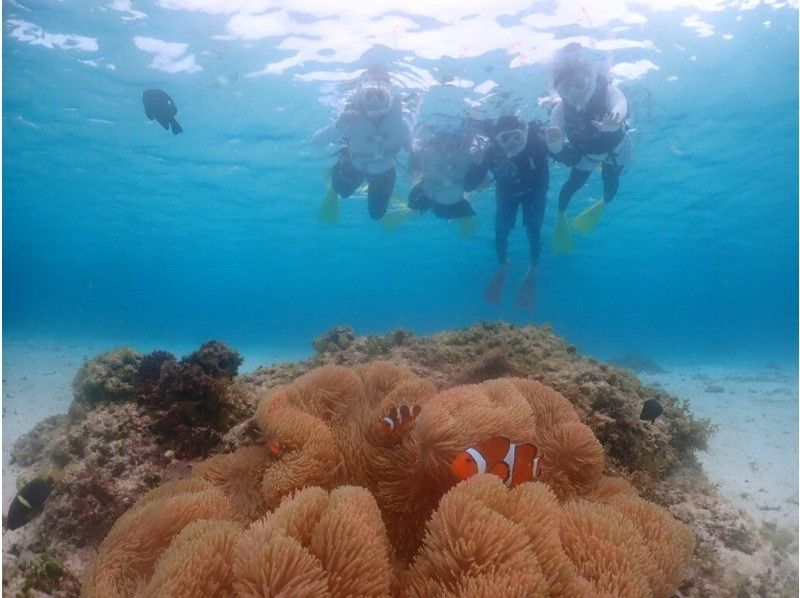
[3, 0, 798, 530]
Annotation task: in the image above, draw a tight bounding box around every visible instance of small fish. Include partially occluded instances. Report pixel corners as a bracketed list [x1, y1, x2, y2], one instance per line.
[381, 404, 421, 433]
[640, 398, 664, 423]
[142, 89, 183, 135]
[6, 477, 55, 530]
[451, 437, 540, 488]
[267, 440, 282, 455]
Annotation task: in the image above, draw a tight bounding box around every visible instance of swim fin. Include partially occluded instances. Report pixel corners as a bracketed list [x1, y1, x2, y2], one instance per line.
[319, 186, 340, 224]
[571, 199, 605, 234]
[380, 205, 415, 231]
[457, 217, 476, 238]
[552, 211, 573, 254]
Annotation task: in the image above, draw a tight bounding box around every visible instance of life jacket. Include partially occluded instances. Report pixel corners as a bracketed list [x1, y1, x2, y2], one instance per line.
[563, 77, 625, 155]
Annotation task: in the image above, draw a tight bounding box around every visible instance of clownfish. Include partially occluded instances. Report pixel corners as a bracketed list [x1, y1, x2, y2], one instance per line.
[451, 437, 540, 488]
[266, 439, 282, 456]
[381, 405, 421, 433]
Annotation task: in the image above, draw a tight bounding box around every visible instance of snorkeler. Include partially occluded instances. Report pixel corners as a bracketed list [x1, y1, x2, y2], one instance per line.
[464, 115, 549, 309]
[406, 127, 477, 228]
[546, 42, 629, 253]
[312, 71, 412, 221]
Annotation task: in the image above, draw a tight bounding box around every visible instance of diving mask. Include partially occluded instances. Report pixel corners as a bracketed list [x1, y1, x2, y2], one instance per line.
[555, 68, 595, 105]
[358, 83, 393, 119]
[496, 125, 528, 158]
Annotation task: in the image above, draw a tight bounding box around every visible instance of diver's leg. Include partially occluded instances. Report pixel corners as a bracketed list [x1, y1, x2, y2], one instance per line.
[484, 195, 516, 304]
[515, 193, 546, 309]
[495, 195, 517, 264]
[558, 167, 592, 212]
[408, 180, 433, 212]
[331, 151, 364, 198]
[367, 167, 395, 220]
[601, 162, 623, 204]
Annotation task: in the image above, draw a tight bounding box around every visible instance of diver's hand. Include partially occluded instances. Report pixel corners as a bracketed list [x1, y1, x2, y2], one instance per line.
[591, 112, 623, 132]
[546, 126, 563, 144]
[546, 126, 564, 152]
[470, 134, 490, 164]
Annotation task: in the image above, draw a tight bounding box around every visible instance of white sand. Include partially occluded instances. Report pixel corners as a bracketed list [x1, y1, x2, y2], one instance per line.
[640, 362, 799, 531]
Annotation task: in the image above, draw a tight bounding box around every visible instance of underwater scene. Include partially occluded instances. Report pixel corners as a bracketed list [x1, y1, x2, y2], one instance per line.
[3, 0, 799, 596]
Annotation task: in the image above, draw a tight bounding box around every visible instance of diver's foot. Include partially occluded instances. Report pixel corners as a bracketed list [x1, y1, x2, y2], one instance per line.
[457, 217, 476, 238]
[484, 263, 510, 305]
[515, 268, 536, 310]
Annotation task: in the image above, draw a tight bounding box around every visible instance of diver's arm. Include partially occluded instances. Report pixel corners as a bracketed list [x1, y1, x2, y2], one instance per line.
[605, 83, 627, 123]
[546, 102, 566, 154]
[311, 121, 340, 146]
[464, 158, 490, 192]
[400, 115, 414, 155]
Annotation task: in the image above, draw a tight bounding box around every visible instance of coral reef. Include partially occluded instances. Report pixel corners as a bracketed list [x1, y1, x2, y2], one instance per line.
[184, 340, 243, 379]
[609, 353, 667, 375]
[80, 364, 694, 597]
[3, 323, 796, 597]
[135, 350, 176, 394]
[312, 325, 355, 353]
[72, 348, 143, 406]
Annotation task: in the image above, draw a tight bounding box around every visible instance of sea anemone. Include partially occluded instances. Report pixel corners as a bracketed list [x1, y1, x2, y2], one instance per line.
[84, 363, 694, 597]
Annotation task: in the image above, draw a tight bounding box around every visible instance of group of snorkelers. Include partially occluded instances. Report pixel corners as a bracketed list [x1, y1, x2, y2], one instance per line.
[312, 43, 629, 309]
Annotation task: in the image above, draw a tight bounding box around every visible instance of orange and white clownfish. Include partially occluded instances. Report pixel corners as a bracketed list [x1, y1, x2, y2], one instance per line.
[381, 404, 422, 433]
[267, 440, 282, 456]
[450, 437, 540, 488]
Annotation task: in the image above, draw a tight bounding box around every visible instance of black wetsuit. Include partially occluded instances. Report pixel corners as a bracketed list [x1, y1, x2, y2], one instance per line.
[552, 76, 625, 211]
[464, 124, 550, 265]
[407, 130, 476, 220]
[331, 149, 395, 220]
[408, 184, 476, 219]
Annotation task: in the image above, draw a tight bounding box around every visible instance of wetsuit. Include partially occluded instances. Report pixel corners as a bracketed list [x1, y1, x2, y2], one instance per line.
[313, 99, 411, 219]
[549, 76, 628, 210]
[408, 130, 476, 220]
[464, 124, 550, 265]
[332, 150, 396, 220]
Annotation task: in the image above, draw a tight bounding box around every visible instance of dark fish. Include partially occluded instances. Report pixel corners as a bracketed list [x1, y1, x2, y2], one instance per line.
[640, 398, 664, 423]
[6, 477, 55, 530]
[142, 89, 183, 135]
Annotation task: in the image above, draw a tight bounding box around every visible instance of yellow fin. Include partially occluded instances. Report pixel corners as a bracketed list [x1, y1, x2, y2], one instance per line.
[381, 206, 415, 231]
[552, 212, 573, 254]
[319, 186, 340, 224]
[457, 217, 476, 238]
[571, 199, 605, 234]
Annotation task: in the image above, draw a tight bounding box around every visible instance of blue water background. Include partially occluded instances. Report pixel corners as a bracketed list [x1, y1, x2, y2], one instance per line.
[4, 2, 798, 366]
